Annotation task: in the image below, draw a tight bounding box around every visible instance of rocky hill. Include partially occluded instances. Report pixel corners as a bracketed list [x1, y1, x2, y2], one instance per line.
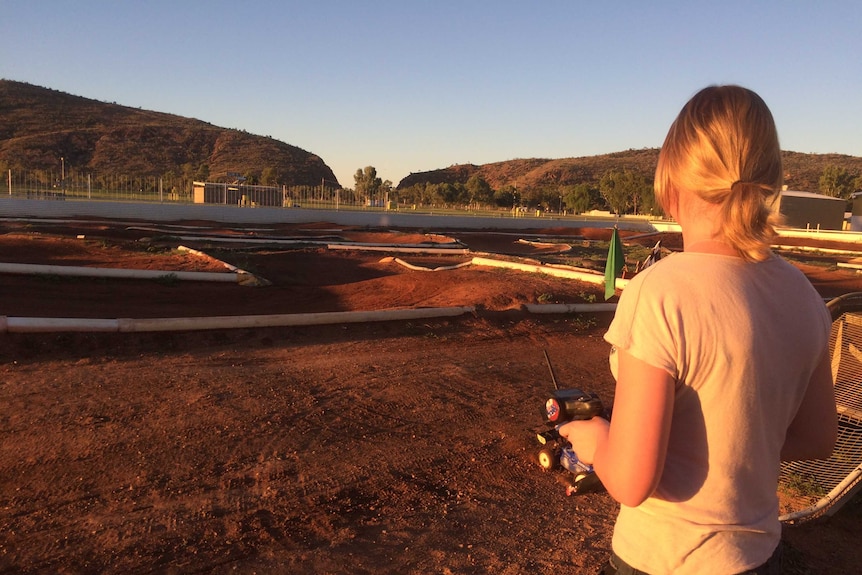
[0, 80, 339, 187]
[398, 147, 862, 195]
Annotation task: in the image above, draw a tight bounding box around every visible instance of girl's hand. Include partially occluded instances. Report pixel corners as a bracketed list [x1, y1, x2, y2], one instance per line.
[557, 417, 610, 465]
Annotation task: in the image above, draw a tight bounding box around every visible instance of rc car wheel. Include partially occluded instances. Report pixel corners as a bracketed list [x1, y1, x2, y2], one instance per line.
[538, 448, 558, 470]
[574, 471, 604, 494]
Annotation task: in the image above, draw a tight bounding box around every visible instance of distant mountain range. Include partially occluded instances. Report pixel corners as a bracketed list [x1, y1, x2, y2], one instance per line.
[399, 149, 862, 195]
[2, 79, 860, 193]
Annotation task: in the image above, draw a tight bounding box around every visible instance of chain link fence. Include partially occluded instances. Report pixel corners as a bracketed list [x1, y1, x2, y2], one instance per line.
[3, 168, 615, 221]
[3, 168, 327, 202]
[2, 168, 409, 213]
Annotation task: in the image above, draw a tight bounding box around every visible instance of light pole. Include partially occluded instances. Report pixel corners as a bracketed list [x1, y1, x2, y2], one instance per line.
[60, 157, 66, 195]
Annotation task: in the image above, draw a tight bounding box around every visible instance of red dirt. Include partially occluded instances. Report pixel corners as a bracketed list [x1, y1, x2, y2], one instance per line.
[1, 218, 861, 574]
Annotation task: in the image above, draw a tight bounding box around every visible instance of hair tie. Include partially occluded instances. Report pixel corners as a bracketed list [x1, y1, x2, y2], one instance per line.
[730, 180, 744, 192]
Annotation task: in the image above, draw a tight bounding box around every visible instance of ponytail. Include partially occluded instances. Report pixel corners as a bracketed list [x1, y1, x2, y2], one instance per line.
[721, 181, 781, 262]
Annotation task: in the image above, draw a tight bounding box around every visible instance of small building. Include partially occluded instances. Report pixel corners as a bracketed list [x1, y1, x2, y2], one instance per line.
[193, 181, 287, 207]
[849, 192, 862, 232]
[773, 190, 846, 231]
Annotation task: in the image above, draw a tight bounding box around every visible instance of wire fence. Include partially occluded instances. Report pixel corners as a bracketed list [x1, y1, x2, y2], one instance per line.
[1, 168, 573, 219]
[2, 168, 355, 207]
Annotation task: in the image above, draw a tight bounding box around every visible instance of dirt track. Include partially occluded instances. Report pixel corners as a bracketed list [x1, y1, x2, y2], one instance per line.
[1, 219, 862, 574]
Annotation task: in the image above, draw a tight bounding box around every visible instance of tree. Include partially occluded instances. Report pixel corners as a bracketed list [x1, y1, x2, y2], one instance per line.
[819, 165, 856, 199]
[599, 169, 650, 215]
[494, 185, 518, 208]
[465, 174, 494, 207]
[515, 184, 541, 208]
[561, 183, 596, 214]
[426, 182, 468, 206]
[396, 183, 425, 206]
[535, 186, 565, 212]
[260, 167, 279, 186]
[354, 166, 382, 201]
[193, 162, 209, 182]
[638, 183, 661, 216]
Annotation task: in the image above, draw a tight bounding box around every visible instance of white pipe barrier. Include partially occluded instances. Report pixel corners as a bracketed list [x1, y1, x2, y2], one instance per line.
[525, 303, 618, 314]
[776, 228, 862, 244]
[388, 256, 629, 295]
[175, 246, 271, 285]
[327, 244, 470, 254]
[391, 258, 473, 272]
[171, 235, 468, 251]
[470, 256, 630, 291]
[774, 244, 862, 257]
[0, 306, 477, 333]
[174, 235, 328, 245]
[0, 261, 251, 284]
[517, 238, 572, 251]
[0, 302, 622, 334]
[176, 245, 244, 272]
[135, 234, 470, 254]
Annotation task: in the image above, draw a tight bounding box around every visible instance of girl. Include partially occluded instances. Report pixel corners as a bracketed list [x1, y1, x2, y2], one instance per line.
[560, 85, 837, 575]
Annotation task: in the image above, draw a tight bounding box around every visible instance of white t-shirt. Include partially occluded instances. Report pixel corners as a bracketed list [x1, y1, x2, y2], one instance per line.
[604, 251, 831, 575]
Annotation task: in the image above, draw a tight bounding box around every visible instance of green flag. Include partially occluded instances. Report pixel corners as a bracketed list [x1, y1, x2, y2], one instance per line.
[604, 227, 624, 300]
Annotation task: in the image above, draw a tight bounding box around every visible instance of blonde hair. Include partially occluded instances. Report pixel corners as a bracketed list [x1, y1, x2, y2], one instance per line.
[654, 85, 783, 262]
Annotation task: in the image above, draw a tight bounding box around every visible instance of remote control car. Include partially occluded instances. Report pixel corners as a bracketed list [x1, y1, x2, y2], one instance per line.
[535, 351, 607, 496]
[536, 419, 604, 496]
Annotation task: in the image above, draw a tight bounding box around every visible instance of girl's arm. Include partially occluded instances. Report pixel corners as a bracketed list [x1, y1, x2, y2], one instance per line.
[560, 348, 675, 507]
[781, 350, 837, 462]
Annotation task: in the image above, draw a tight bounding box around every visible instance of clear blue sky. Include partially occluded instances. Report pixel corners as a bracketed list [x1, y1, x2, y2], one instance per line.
[2, 1, 860, 188]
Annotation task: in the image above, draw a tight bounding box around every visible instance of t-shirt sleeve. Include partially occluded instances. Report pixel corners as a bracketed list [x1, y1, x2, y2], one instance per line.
[604, 269, 680, 380]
